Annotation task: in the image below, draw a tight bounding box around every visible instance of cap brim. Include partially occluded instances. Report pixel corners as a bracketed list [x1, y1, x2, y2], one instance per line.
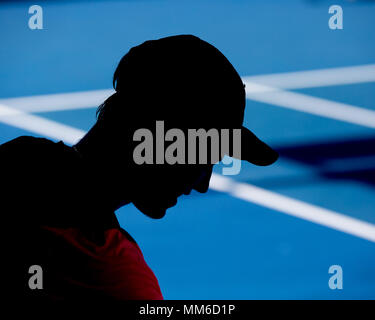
[234, 127, 278, 166]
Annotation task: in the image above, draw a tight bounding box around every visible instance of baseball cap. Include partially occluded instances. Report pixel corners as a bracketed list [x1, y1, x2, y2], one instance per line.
[113, 34, 278, 166]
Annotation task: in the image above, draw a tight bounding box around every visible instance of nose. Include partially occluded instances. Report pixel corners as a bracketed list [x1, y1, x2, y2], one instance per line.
[193, 167, 213, 193]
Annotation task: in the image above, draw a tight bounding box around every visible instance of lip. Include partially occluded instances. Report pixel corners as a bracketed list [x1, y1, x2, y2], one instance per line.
[165, 188, 193, 207]
[167, 197, 177, 207]
[182, 186, 194, 195]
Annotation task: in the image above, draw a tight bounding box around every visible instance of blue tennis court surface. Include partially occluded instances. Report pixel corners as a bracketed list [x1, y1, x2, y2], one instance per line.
[1, 0, 374, 299]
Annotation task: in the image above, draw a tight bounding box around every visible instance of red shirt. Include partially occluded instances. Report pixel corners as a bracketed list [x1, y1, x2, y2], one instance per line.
[40, 226, 163, 301]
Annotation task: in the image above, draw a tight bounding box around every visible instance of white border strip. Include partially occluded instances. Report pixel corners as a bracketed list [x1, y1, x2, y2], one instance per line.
[210, 174, 375, 243]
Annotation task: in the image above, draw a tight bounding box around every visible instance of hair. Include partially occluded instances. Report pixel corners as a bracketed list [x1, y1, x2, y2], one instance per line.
[95, 65, 122, 122]
[96, 92, 117, 123]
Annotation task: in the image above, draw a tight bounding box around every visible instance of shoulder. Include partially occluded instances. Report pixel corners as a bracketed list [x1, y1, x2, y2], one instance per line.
[1, 135, 56, 149]
[0, 135, 57, 158]
[0, 135, 74, 193]
[0, 135, 70, 163]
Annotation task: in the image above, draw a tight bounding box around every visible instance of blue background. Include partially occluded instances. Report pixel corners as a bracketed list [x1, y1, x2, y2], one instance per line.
[0, 0, 374, 299]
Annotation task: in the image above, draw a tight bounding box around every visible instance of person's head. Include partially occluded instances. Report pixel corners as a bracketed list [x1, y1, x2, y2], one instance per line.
[76, 35, 278, 218]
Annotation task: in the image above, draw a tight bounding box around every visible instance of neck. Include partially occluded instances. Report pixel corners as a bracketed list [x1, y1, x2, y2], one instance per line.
[73, 122, 131, 211]
[74, 122, 102, 160]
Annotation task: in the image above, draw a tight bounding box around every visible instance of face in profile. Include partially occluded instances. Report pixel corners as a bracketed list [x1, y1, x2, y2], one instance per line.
[102, 119, 216, 219]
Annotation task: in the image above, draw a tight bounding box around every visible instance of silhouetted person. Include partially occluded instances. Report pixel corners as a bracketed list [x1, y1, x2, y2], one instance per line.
[0, 35, 278, 303]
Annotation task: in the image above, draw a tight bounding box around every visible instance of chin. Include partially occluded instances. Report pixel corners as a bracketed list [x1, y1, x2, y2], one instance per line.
[134, 197, 178, 219]
[133, 203, 167, 219]
[133, 197, 177, 219]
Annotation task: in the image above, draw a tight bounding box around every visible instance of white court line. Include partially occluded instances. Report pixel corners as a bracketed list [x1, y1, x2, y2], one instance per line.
[0, 89, 114, 113]
[2, 84, 375, 129]
[244, 82, 375, 129]
[242, 63, 375, 129]
[1, 63, 374, 114]
[243, 63, 375, 90]
[0, 103, 85, 144]
[210, 174, 375, 243]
